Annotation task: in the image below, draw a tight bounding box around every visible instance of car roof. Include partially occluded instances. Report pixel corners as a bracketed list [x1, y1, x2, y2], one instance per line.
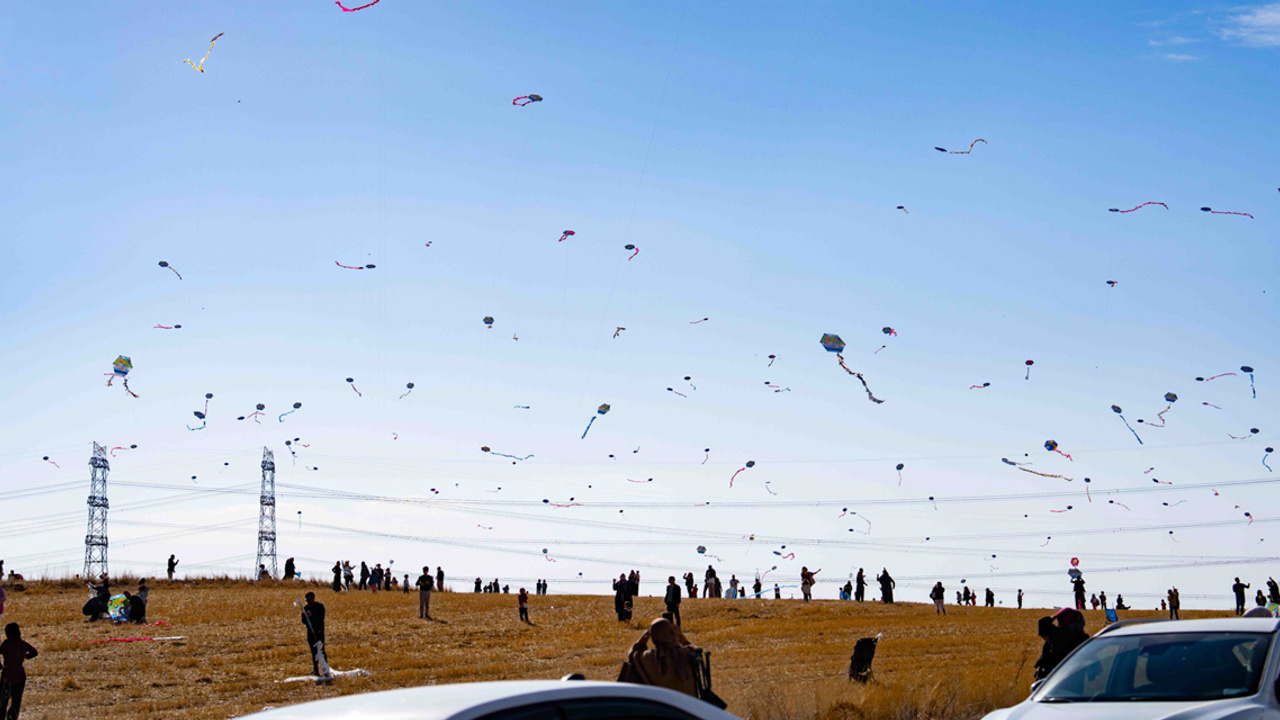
[1099, 617, 1280, 636]
[244, 680, 737, 720]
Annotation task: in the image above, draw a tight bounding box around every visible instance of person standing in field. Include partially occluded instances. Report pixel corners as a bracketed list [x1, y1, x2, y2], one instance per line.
[415, 567, 433, 620]
[342, 562, 354, 590]
[727, 575, 738, 600]
[331, 562, 343, 593]
[703, 566, 716, 599]
[300, 592, 326, 676]
[854, 569, 867, 602]
[962, 586, 971, 606]
[1099, 590, 1107, 610]
[359, 562, 370, 591]
[800, 567, 820, 602]
[1168, 587, 1181, 619]
[0, 584, 5, 628]
[1017, 589, 1024, 609]
[774, 584, 781, 599]
[1071, 574, 1087, 610]
[166, 554, 178, 581]
[930, 582, 946, 615]
[518, 588, 530, 624]
[956, 590, 962, 605]
[614, 574, 632, 622]
[985, 588, 995, 607]
[402, 575, 410, 593]
[877, 568, 895, 604]
[755, 577, 764, 599]
[0, 622, 38, 720]
[1233, 578, 1250, 615]
[283, 557, 296, 581]
[436, 567, 444, 593]
[474, 578, 482, 593]
[664, 576, 682, 627]
[683, 573, 695, 599]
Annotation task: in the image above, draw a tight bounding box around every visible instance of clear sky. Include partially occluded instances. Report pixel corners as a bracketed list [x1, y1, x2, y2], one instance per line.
[2, 2, 1278, 609]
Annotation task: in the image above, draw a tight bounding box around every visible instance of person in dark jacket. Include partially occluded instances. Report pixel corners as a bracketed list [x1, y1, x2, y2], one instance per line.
[125, 591, 146, 624]
[1071, 575, 1087, 610]
[985, 588, 995, 607]
[166, 555, 178, 580]
[474, 577, 482, 593]
[283, 557, 296, 581]
[1033, 609, 1089, 680]
[854, 569, 867, 602]
[359, 562, 369, 590]
[930, 582, 946, 615]
[436, 567, 444, 593]
[301, 592, 326, 676]
[0, 622, 38, 720]
[664, 576, 682, 627]
[627, 571, 640, 598]
[613, 574, 633, 622]
[877, 568, 895, 604]
[331, 562, 343, 593]
[1233, 578, 1251, 615]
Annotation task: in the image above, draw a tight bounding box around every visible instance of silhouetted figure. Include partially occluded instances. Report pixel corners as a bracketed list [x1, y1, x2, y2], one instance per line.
[166, 555, 178, 580]
[1033, 608, 1089, 680]
[1233, 577, 1251, 615]
[664, 576, 682, 627]
[0, 622, 38, 720]
[301, 592, 326, 676]
[283, 557, 296, 581]
[877, 569, 895, 604]
[930, 582, 946, 615]
[854, 569, 867, 602]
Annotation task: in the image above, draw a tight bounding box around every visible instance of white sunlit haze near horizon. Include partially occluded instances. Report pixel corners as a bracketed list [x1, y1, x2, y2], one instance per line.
[1, 2, 1278, 609]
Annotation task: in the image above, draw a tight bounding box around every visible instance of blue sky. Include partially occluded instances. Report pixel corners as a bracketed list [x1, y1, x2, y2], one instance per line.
[2, 2, 1278, 608]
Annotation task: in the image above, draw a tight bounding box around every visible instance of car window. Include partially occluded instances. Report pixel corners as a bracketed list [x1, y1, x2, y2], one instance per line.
[1037, 632, 1272, 703]
[473, 701, 563, 720]
[558, 698, 703, 720]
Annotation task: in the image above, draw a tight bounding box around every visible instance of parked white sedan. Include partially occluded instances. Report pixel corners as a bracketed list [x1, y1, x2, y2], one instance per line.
[983, 617, 1280, 720]
[245, 679, 741, 720]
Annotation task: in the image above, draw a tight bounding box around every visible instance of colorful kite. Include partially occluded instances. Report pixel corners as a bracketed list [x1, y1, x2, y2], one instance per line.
[400, 382, 415, 399]
[1024, 360, 1034, 380]
[728, 460, 756, 487]
[1200, 207, 1254, 219]
[278, 402, 302, 423]
[188, 410, 207, 431]
[820, 334, 845, 353]
[702, 448, 711, 465]
[109, 444, 137, 457]
[238, 403, 266, 423]
[1110, 405, 1143, 444]
[1243, 366, 1256, 398]
[666, 387, 687, 398]
[105, 356, 138, 397]
[335, 261, 375, 270]
[1108, 499, 1131, 510]
[896, 205, 909, 213]
[1108, 202, 1168, 213]
[1044, 440, 1072, 461]
[882, 327, 897, 337]
[335, 0, 380, 10]
[1106, 280, 1117, 288]
[346, 377, 361, 396]
[934, 139, 986, 154]
[836, 355, 884, 404]
[559, 231, 575, 242]
[483, 316, 494, 329]
[183, 34, 223, 73]
[624, 244, 639, 260]
[512, 94, 543, 107]
[542, 549, 556, 562]
[581, 403, 610, 439]
[481, 446, 534, 462]
[157, 261, 182, 279]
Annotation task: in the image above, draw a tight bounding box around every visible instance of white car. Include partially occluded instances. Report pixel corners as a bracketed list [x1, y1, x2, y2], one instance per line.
[983, 617, 1280, 720]
[244, 678, 741, 720]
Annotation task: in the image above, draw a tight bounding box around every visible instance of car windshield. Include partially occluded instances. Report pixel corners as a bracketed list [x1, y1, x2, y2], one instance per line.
[1037, 632, 1272, 703]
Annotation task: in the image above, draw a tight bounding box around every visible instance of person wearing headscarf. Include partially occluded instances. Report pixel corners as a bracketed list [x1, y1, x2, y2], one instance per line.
[627, 618, 699, 698]
[1033, 608, 1089, 680]
[877, 568, 895, 604]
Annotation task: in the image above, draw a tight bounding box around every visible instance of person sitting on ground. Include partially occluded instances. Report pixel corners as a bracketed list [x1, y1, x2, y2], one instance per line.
[82, 581, 110, 621]
[126, 590, 146, 624]
[626, 618, 699, 698]
[1114, 594, 1129, 611]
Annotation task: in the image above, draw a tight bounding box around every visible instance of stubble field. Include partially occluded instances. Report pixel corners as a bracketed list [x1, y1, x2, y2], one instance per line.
[3, 578, 1221, 719]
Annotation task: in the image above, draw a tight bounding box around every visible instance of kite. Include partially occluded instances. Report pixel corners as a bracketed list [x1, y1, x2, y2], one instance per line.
[626, 478, 653, 484]
[1106, 280, 1117, 288]
[581, 403, 610, 439]
[1108, 202, 1168, 213]
[1041, 537, 1052, 547]
[873, 345, 885, 354]
[542, 549, 556, 562]
[1000, 457, 1030, 466]
[42, 456, 59, 468]
[934, 139, 986, 154]
[1161, 501, 1187, 507]
[1151, 477, 1173, 485]
[400, 382, 415, 399]
[729, 460, 755, 488]
[767, 354, 776, 367]
[1200, 206, 1254, 219]
[514, 405, 530, 409]
[896, 206, 908, 213]
[335, 261, 375, 270]
[188, 410, 207, 431]
[683, 376, 696, 391]
[1264, 447, 1274, 473]
[882, 327, 897, 337]
[1084, 476, 1092, 502]
[346, 377, 361, 396]
[1024, 360, 1034, 380]
[773, 551, 796, 560]
[483, 316, 494, 329]
[481, 446, 533, 462]
[1108, 500, 1131, 510]
[764, 481, 776, 495]
[335, 0, 380, 11]
[109, 444, 137, 457]
[153, 324, 182, 330]
[1246, 511, 1254, 525]
[1203, 402, 1222, 409]
[1070, 557, 1079, 567]
[1044, 440, 1072, 460]
[238, 403, 266, 423]
[1138, 394, 1177, 427]
[836, 355, 884, 403]
[558, 231, 575, 242]
[970, 382, 991, 389]
[157, 261, 182, 279]
[690, 317, 709, 324]
[702, 448, 710, 465]
[1243, 366, 1256, 398]
[105, 356, 138, 397]
[278, 402, 302, 422]
[392, 433, 398, 440]
[1229, 428, 1261, 439]
[666, 387, 687, 398]
[1110, 405, 1143, 444]
[820, 334, 845, 353]
[542, 499, 583, 508]
[696, 546, 723, 562]
[624, 244, 639, 260]
[1144, 467, 1155, 474]
[512, 94, 543, 107]
[1196, 372, 1237, 382]
[613, 327, 625, 338]
[895, 463, 904, 485]
[183, 34, 224, 73]
[1050, 505, 1073, 514]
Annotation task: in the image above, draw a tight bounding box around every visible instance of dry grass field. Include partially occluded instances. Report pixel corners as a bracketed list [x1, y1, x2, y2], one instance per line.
[2, 578, 1226, 719]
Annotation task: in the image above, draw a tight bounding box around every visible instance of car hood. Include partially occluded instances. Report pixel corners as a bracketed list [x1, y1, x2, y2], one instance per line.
[985, 699, 1261, 720]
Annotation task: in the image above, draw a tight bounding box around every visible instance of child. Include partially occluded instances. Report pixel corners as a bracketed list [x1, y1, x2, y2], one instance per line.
[1, 622, 38, 720]
[518, 588, 530, 623]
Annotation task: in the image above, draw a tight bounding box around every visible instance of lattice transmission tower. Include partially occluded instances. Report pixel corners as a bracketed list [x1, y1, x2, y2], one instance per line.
[84, 441, 110, 579]
[255, 446, 277, 579]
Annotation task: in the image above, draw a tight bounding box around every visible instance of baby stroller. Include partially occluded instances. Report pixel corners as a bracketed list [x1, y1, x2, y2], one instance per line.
[848, 634, 881, 683]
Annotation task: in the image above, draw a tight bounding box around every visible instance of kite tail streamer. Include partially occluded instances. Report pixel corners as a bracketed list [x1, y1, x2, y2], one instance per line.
[1112, 501, 1131, 510]
[187, 421, 206, 431]
[628, 246, 639, 260]
[1263, 452, 1273, 473]
[764, 482, 776, 495]
[874, 345, 885, 354]
[1016, 467, 1073, 482]
[729, 467, 746, 487]
[278, 410, 297, 423]
[44, 458, 60, 468]
[1116, 414, 1143, 444]
[1204, 373, 1237, 381]
[1203, 402, 1222, 409]
[836, 354, 884, 404]
[122, 379, 138, 398]
[399, 389, 414, 400]
[335, 0, 381, 11]
[490, 451, 534, 462]
[581, 416, 597, 439]
[1109, 202, 1168, 213]
[1248, 373, 1256, 399]
[1049, 448, 1072, 461]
